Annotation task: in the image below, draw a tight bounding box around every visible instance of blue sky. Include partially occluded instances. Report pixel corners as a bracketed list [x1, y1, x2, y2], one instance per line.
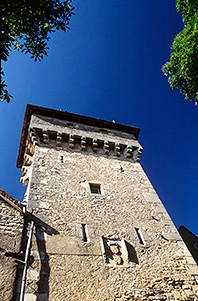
[0, 0, 197, 234]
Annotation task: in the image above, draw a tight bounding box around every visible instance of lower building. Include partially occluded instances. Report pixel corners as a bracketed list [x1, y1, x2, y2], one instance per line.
[0, 189, 24, 301]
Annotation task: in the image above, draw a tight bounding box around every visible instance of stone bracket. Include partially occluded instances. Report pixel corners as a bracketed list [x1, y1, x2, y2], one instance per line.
[69, 135, 75, 148]
[81, 136, 86, 150]
[103, 141, 110, 155]
[56, 132, 62, 146]
[25, 127, 143, 162]
[92, 139, 98, 153]
[42, 130, 49, 144]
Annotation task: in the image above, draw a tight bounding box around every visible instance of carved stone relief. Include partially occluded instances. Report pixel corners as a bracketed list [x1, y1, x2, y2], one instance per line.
[100, 237, 132, 267]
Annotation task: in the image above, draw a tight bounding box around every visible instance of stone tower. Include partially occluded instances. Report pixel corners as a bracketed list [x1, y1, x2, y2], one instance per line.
[16, 104, 198, 300]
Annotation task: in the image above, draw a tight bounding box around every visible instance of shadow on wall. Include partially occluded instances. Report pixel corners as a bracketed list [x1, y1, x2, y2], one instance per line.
[13, 213, 59, 301]
[125, 241, 139, 265]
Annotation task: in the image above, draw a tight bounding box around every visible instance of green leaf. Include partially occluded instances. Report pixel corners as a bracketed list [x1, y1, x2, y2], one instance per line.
[1, 0, 74, 103]
[162, 0, 198, 104]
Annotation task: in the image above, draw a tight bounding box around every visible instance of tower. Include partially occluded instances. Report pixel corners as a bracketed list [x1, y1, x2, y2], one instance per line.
[16, 104, 198, 300]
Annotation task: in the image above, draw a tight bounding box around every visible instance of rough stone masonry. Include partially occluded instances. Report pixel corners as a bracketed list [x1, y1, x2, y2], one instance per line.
[16, 104, 198, 300]
[0, 189, 24, 301]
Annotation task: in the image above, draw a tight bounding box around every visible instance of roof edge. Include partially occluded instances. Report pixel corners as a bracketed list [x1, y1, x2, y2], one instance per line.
[0, 188, 23, 213]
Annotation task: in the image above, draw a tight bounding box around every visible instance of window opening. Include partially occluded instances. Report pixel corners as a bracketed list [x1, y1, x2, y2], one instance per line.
[135, 228, 145, 246]
[89, 183, 101, 194]
[81, 224, 88, 242]
[60, 155, 63, 163]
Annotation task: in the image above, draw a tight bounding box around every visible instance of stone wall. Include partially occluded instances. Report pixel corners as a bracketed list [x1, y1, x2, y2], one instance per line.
[0, 196, 24, 301]
[20, 114, 198, 301]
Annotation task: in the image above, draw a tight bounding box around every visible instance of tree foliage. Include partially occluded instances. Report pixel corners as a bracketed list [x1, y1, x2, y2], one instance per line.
[0, 0, 74, 102]
[162, 0, 198, 104]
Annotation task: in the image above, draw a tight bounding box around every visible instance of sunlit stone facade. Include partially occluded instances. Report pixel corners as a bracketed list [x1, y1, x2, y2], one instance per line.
[16, 105, 198, 300]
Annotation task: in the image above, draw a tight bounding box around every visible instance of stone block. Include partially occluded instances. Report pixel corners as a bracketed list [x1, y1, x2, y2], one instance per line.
[32, 213, 48, 222]
[152, 204, 166, 213]
[183, 249, 192, 257]
[162, 232, 182, 241]
[30, 250, 45, 260]
[24, 294, 37, 301]
[161, 219, 173, 225]
[187, 265, 198, 275]
[40, 202, 50, 209]
[24, 294, 48, 301]
[27, 269, 39, 281]
[46, 235, 101, 255]
[177, 240, 188, 249]
[185, 256, 196, 265]
[143, 193, 159, 203]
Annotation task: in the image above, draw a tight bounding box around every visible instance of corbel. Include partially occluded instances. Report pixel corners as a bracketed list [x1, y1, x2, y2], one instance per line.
[29, 128, 39, 147]
[115, 144, 121, 157]
[26, 143, 34, 156]
[103, 141, 110, 155]
[56, 132, 62, 146]
[81, 136, 87, 150]
[133, 147, 142, 162]
[24, 154, 33, 166]
[92, 139, 98, 153]
[124, 145, 133, 158]
[69, 134, 75, 148]
[42, 130, 49, 144]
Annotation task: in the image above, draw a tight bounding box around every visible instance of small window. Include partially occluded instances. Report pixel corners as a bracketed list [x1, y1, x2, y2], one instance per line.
[81, 224, 89, 242]
[135, 228, 145, 246]
[89, 183, 101, 194]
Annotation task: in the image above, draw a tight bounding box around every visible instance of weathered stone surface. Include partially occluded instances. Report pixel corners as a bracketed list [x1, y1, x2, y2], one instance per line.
[0, 253, 17, 301]
[46, 235, 101, 255]
[24, 293, 48, 301]
[143, 192, 159, 203]
[162, 232, 182, 241]
[24, 294, 37, 301]
[186, 255, 197, 265]
[17, 112, 198, 300]
[27, 269, 39, 281]
[0, 201, 24, 238]
[187, 264, 198, 275]
[0, 232, 22, 253]
[0, 198, 24, 301]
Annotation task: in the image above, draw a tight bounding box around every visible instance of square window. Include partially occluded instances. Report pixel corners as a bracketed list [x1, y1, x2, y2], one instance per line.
[89, 183, 101, 194]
